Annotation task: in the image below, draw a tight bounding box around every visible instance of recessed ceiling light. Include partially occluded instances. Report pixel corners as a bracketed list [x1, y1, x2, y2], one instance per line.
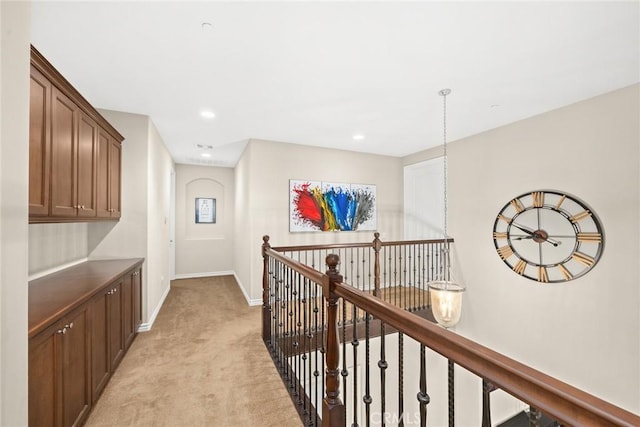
[201, 152, 212, 158]
[353, 134, 365, 141]
[200, 110, 215, 119]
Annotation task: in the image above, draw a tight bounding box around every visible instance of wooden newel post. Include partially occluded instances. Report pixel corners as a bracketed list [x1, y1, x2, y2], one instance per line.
[372, 232, 382, 297]
[261, 235, 271, 343]
[323, 254, 345, 427]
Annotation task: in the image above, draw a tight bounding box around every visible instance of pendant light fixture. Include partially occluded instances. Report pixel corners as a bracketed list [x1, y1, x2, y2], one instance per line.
[428, 88, 465, 329]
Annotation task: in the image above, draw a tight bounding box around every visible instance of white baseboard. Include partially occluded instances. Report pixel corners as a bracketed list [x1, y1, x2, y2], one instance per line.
[137, 281, 171, 332]
[172, 270, 235, 280]
[233, 272, 262, 306]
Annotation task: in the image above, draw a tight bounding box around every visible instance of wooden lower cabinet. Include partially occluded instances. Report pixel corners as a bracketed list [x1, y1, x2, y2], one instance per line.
[89, 279, 125, 403]
[29, 259, 144, 427]
[124, 268, 142, 348]
[29, 307, 91, 427]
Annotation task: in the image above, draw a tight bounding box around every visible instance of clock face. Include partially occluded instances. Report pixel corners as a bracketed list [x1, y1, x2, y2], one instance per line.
[492, 190, 604, 283]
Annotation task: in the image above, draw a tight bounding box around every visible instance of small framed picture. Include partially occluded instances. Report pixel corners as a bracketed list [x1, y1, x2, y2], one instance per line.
[195, 198, 216, 224]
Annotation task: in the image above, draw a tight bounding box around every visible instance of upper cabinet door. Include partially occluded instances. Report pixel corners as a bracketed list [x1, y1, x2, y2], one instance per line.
[50, 87, 78, 218]
[108, 140, 121, 218]
[77, 112, 98, 218]
[29, 66, 51, 217]
[96, 129, 111, 218]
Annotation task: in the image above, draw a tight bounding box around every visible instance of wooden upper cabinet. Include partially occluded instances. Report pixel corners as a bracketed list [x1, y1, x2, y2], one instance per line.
[50, 87, 79, 217]
[29, 45, 124, 223]
[109, 139, 121, 218]
[29, 66, 51, 217]
[77, 112, 98, 217]
[96, 129, 121, 218]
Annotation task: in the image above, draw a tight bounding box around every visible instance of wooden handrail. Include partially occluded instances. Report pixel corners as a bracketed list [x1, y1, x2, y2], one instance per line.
[263, 246, 325, 285]
[334, 282, 640, 426]
[271, 234, 453, 253]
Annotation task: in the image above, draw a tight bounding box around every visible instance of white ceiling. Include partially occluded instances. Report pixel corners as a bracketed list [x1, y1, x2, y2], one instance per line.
[30, 1, 639, 167]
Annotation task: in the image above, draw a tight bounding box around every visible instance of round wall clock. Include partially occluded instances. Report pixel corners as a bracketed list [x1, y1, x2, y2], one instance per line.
[492, 190, 604, 283]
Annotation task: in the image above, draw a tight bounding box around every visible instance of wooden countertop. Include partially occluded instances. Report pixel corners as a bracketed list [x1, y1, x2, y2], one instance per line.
[29, 258, 144, 338]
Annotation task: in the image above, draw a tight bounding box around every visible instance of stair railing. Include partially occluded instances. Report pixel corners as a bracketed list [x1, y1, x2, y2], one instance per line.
[262, 235, 640, 426]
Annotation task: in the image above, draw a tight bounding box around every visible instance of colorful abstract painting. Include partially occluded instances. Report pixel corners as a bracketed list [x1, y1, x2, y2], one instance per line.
[289, 180, 377, 232]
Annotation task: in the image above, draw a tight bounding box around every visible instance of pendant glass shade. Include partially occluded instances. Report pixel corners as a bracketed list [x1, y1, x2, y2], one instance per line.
[428, 280, 465, 328]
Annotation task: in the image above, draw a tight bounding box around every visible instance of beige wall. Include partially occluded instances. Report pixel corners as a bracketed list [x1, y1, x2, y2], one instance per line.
[234, 139, 404, 304]
[405, 84, 640, 413]
[175, 164, 235, 277]
[233, 141, 254, 303]
[145, 120, 173, 323]
[29, 223, 88, 275]
[0, 1, 30, 424]
[89, 110, 174, 328]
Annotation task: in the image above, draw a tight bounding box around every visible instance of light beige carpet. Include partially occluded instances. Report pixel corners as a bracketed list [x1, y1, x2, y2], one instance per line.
[86, 276, 302, 427]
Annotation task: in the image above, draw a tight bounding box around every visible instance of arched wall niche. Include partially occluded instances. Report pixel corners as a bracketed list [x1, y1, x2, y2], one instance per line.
[185, 178, 224, 240]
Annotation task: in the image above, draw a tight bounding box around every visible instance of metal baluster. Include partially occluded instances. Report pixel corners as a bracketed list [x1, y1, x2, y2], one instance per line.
[394, 245, 398, 307]
[411, 244, 417, 311]
[287, 268, 294, 388]
[448, 359, 455, 427]
[482, 379, 496, 427]
[379, 323, 387, 427]
[398, 332, 404, 427]
[417, 344, 430, 427]
[342, 298, 348, 422]
[274, 261, 281, 364]
[405, 245, 410, 310]
[295, 271, 301, 405]
[352, 299, 359, 427]
[529, 406, 542, 427]
[314, 280, 320, 427]
[301, 275, 308, 414]
[321, 284, 326, 418]
[363, 312, 372, 427]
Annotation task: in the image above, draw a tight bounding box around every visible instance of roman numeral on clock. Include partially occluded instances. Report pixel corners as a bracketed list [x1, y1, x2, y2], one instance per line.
[558, 263, 573, 281]
[513, 259, 527, 275]
[570, 210, 591, 223]
[537, 266, 548, 283]
[497, 245, 513, 260]
[572, 252, 595, 267]
[532, 192, 544, 208]
[498, 214, 512, 224]
[577, 232, 602, 242]
[510, 199, 525, 213]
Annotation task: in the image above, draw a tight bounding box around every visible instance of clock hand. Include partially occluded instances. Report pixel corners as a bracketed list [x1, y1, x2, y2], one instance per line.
[511, 222, 561, 247]
[510, 222, 535, 236]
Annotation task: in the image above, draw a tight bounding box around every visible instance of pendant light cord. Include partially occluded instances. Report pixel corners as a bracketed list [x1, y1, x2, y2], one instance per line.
[441, 89, 449, 239]
[439, 88, 451, 280]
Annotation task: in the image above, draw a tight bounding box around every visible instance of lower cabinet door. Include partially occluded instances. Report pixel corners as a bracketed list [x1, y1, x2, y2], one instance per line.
[61, 308, 91, 427]
[29, 308, 91, 427]
[90, 291, 110, 402]
[29, 328, 59, 427]
[108, 280, 125, 370]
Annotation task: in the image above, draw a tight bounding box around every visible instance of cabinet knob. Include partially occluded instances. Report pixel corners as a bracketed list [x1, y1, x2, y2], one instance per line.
[57, 327, 67, 335]
[66, 322, 74, 329]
